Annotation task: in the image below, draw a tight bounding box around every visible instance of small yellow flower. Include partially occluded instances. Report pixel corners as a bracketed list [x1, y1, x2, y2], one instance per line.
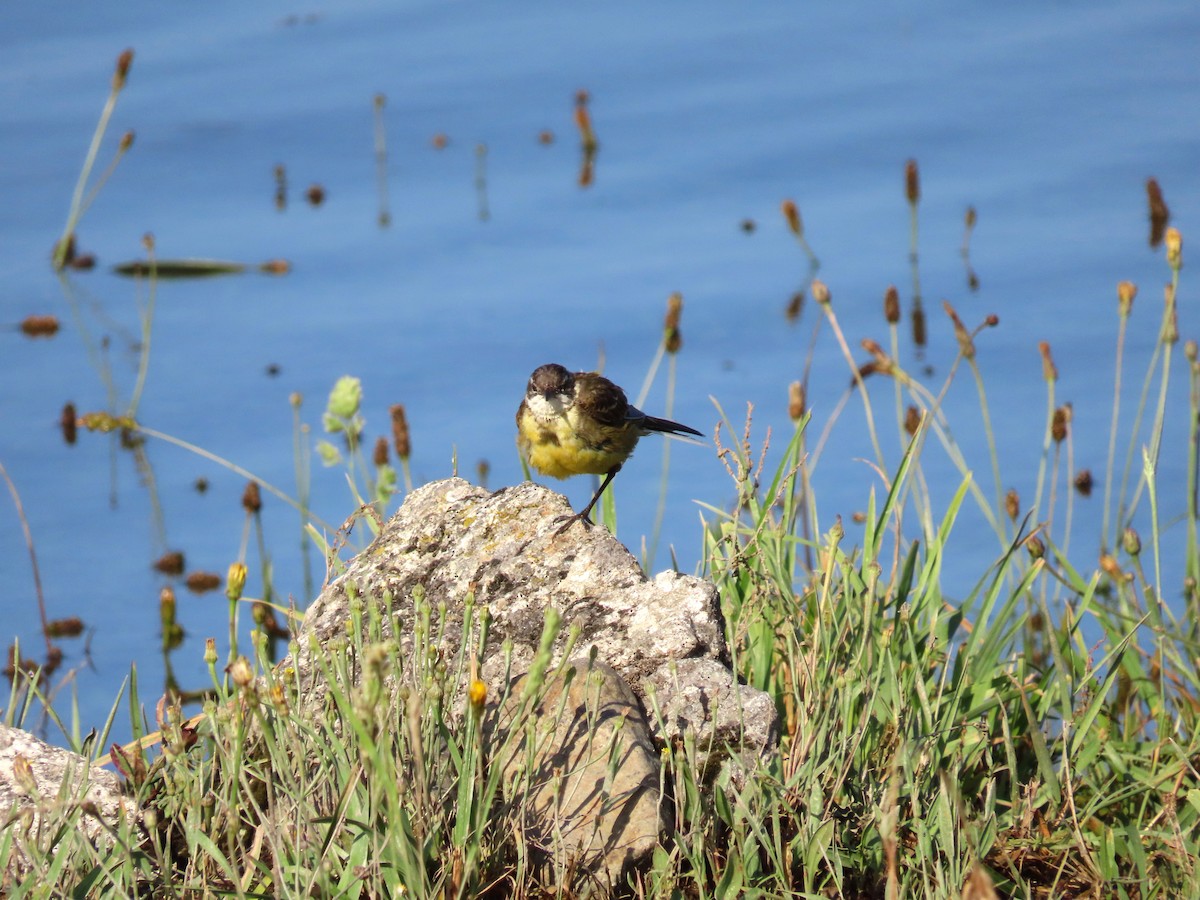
[468, 679, 488, 709]
[226, 562, 247, 602]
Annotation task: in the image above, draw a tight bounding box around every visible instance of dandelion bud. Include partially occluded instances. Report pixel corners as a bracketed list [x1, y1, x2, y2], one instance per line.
[905, 159, 920, 205]
[113, 48, 134, 91]
[390, 403, 411, 459]
[1113, 281, 1137, 320]
[1165, 227, 1182, 268]
[788, 381, 805, 422]
[1122, 527, 1141, 557]
[1162, 283, 1178, 344]
[12, 754, 37, 796]
[811, 279, 830, 306]
[226, 562, 247, 602]
[1005, 489, 1019, 522]
[781, 199, 803, 237]
[1038, 341, 1057, 382]
[159, 587, 176, 627]
[204, 638, 218, 666]
[241, 481, 262, 514]
[884, 285, 900, 324]
[228, 656, 254, 689]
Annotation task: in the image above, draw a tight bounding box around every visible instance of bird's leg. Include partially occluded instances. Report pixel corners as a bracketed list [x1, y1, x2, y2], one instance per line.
[553, 465, 621, 534]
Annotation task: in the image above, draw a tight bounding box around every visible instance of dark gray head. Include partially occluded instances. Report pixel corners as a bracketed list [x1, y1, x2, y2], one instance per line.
[526, 363, 575, 400]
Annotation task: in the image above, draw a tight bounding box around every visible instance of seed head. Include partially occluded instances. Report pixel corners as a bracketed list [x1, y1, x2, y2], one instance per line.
[884, 285, 900, 324]
[905, 159, 920, 205]
[785, 291, 804, 322]
[153, 551, 185, 576]
[44, 616, 85, 638]
[943, 300, 974, 359]
[911, 304, 926, 347]
[1051, 405, 1070, 444]
[904, 405, 921, 436]
[811, 279, 830, 306]
[663, 292, 683, 354]
[373, 436, 389, 467]
[113, 49, 134, 91]
[1004, 489, 1020, 522]
[1146, 177, 1170, 247]
[186, 571, 221, 594]
[788, 381, 806, 422]
[1025, 535, 1045, 560]
[20, 315, 60, 337]
[1073, 469, 1093, 497]
[1038, 341, 1057, 382]
[60, 403, 78, 445]
[390, 404, 411, 459]
[781, 199, 803, 237]
[242, 481, 262, 514]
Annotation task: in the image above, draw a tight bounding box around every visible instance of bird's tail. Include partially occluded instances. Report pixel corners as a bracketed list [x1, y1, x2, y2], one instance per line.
[640, 414, 704, 438]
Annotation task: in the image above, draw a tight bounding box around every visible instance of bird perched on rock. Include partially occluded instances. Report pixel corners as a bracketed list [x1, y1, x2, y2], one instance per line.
[516, 362, 702, 531]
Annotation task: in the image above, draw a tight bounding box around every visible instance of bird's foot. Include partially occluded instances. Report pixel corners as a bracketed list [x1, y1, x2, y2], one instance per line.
[552, 511, 594, 535]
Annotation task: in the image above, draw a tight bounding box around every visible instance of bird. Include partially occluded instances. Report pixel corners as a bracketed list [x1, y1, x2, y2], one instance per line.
[516, 362, 703, 531]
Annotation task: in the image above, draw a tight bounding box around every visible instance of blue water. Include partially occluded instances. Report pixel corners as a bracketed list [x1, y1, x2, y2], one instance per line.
[2, 1, 1198, 746]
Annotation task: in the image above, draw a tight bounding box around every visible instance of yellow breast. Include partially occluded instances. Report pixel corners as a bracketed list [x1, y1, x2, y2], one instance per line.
[517, 406, 639, 478]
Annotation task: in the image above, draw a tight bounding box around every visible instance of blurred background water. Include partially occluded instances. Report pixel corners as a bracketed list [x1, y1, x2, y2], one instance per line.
[2, 0, 1198, 746]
